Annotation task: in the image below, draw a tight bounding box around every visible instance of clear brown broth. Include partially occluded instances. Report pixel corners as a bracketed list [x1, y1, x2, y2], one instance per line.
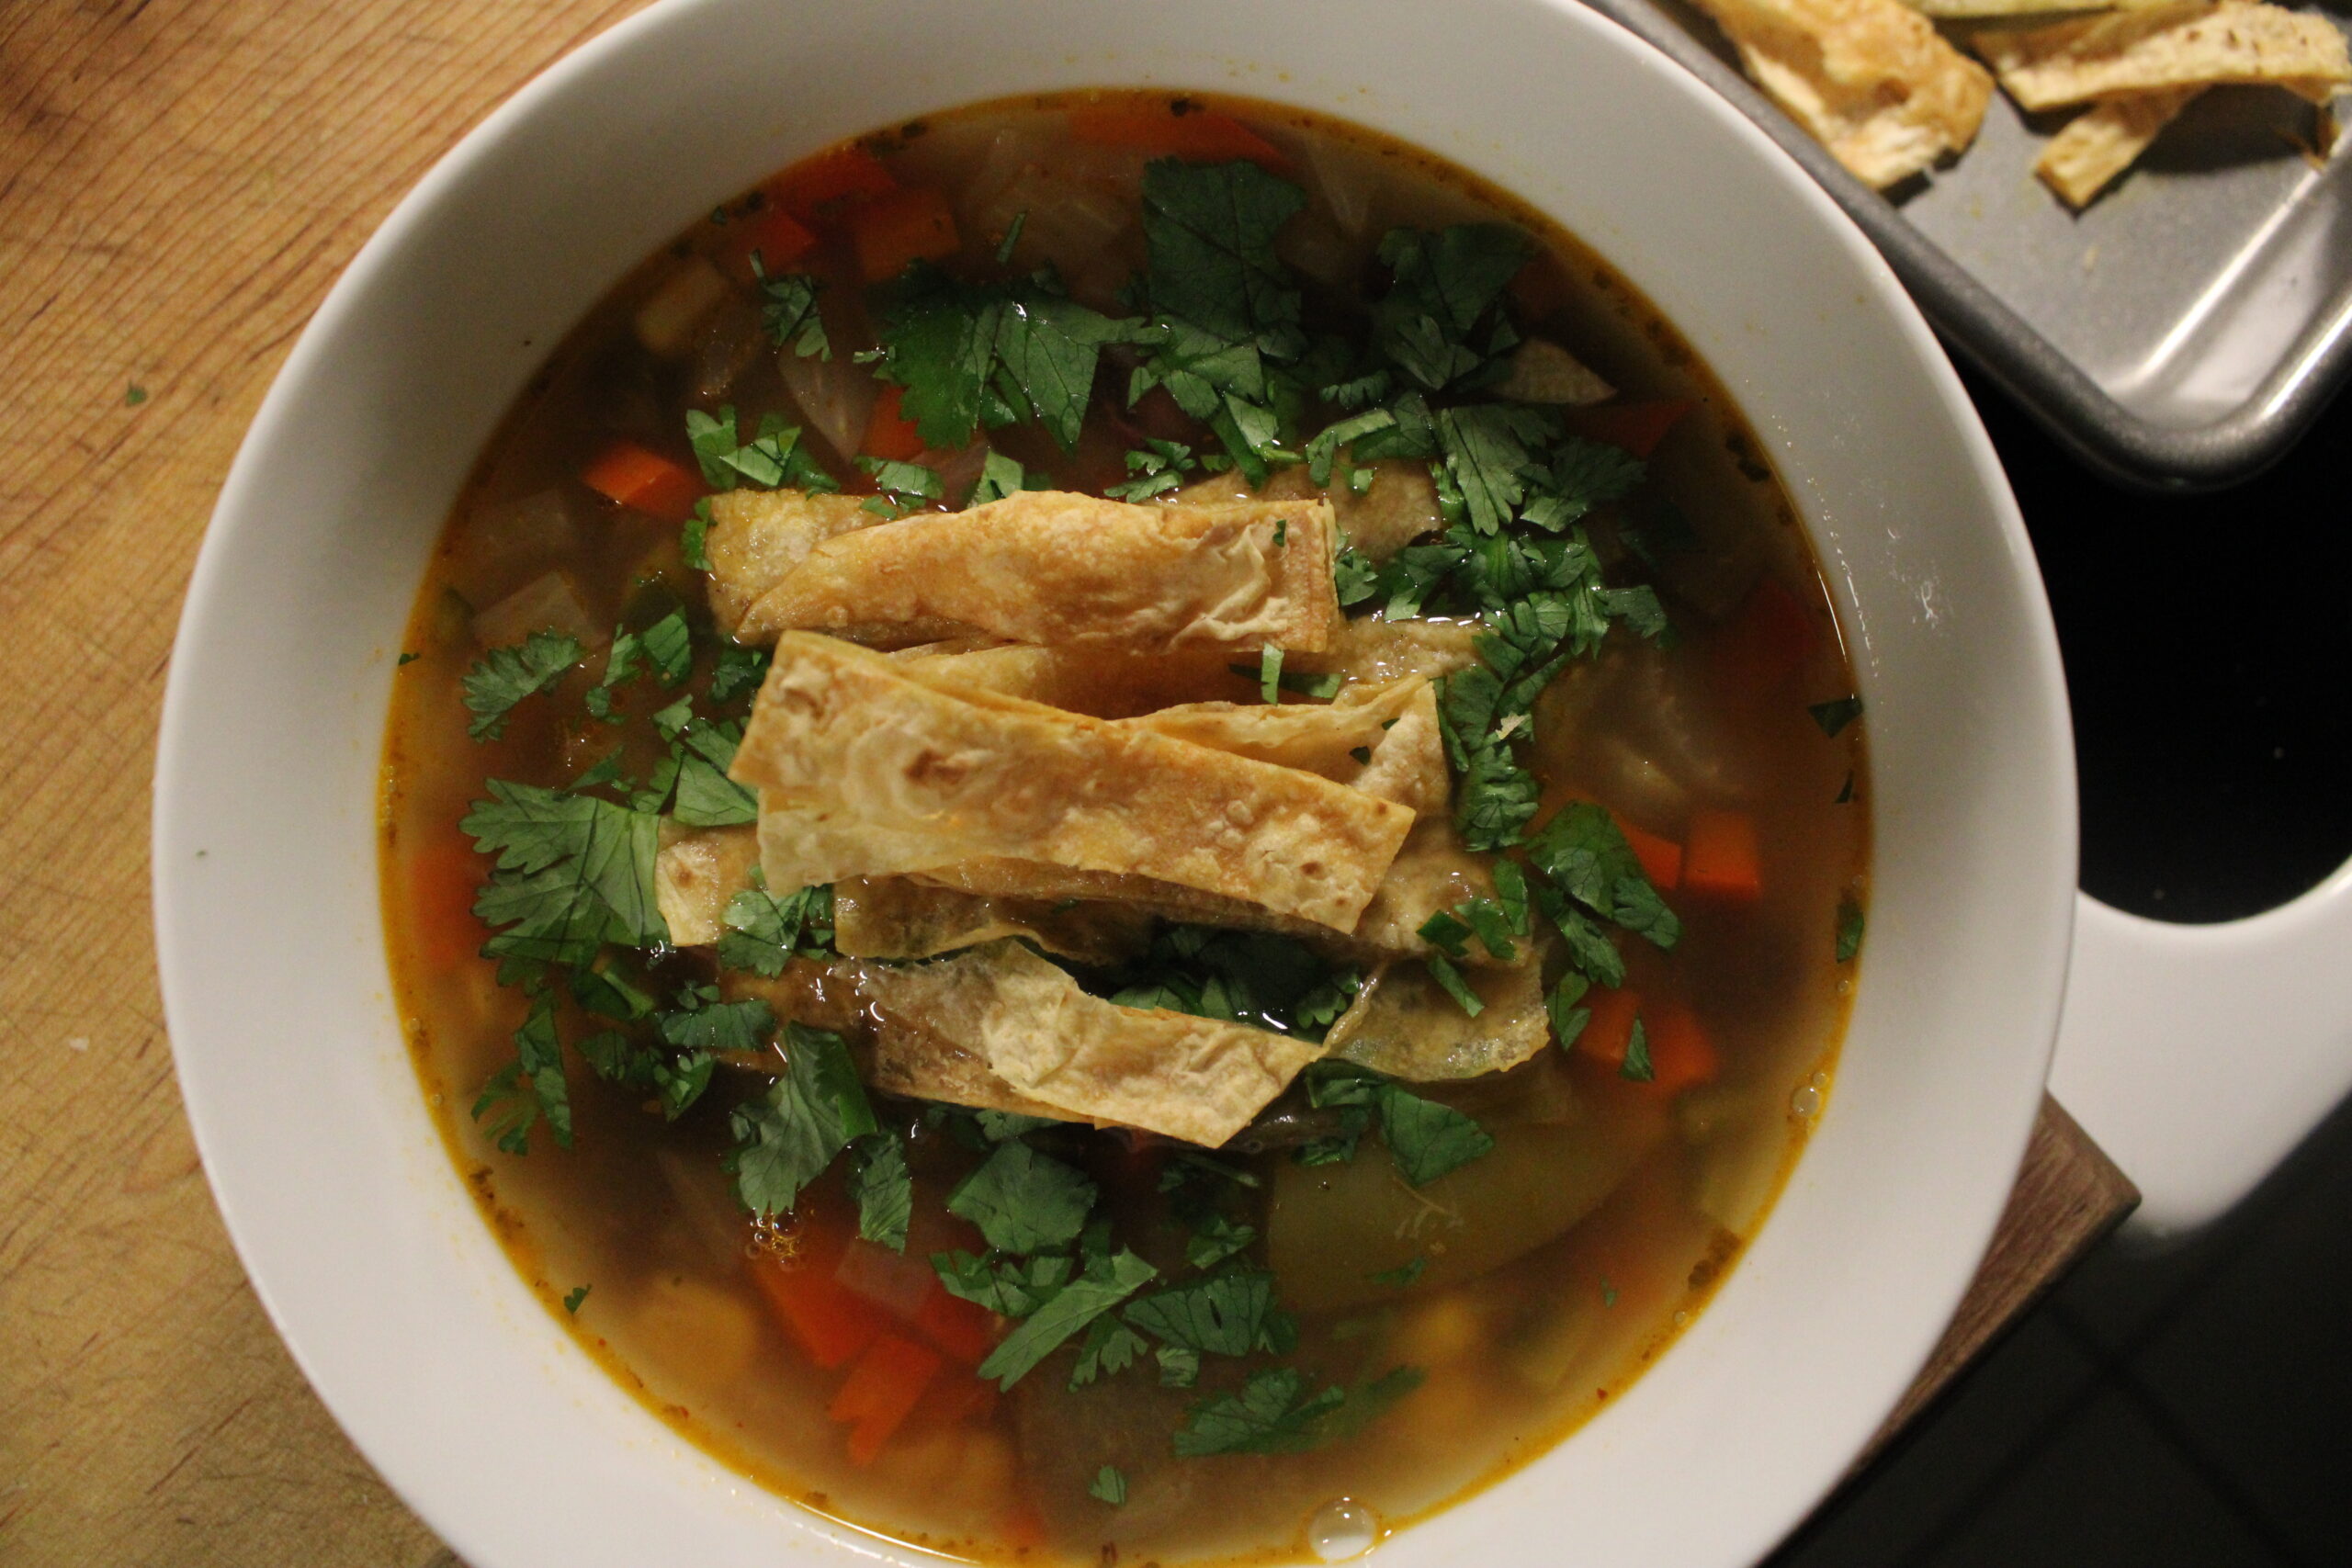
[380, 90, 1866, 1566]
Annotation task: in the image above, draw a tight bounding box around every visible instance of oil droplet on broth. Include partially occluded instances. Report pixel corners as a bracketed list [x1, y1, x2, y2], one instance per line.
[1308, 1498, 1381, 1562]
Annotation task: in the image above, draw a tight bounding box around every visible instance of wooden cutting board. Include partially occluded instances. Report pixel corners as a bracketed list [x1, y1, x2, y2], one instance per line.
[0, 3, 2135, 1563]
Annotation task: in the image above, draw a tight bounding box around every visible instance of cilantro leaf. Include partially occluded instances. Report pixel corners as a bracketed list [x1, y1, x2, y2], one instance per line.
[1524, 802, 1680, 952]
[1089, 1466, 1128, 1506]
[1069, 1315, 1148, 1390]
[1333, 545, 1379, 607]
[707, 644, 771, 705]
[1172, 1367, 1347, 1456]
[682, 501, 713, 572]
[875, 263, 1134, 451]
[851, 1133, 913, 1251]
[1157, 1345, 1201, 1387]
[948, 1142, 1097, 1254]
[1423, 953, 1486, 1018]
[1306, 1062, 1494, 1186]
[970, 448, 1032, 504]
[750, 257, 829, 358]
[672, 722, 759, 828]
[976, 1247, 1157, 1390]
[726, 1025, 876, 1218]
[1124, 1269, 1284, 1358]
[1370, 224, 1532, 393]
[1104, 438, 1200, 502]
[463, 782, 668, 964]
[471, 986, 571, 1154]
[718, 877, 834, 976]
[1546, 971, 1592, 1049]
[562, 1283, 591, 1314]
[461, 631, 582, 740]
[1837, 895, 1867, 963]
[933, 1250, 1073, 1317]
[686, 405, 836, 491]
[1098, 924, 1361, 1041]
[1185, 1211, 1257, 1270]
[656, 996, 774, 1055]
[1810, 695, 1864, 737]
[1620, 1018, 1655, 1082]
[1140, 158, 1306, 351]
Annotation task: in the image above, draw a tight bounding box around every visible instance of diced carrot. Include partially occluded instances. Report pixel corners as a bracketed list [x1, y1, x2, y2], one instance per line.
[1577, 987, 1642, 1070]
[861, 384, 928, 461]
[771, 145, 898, 223]
[920, 1369, 1001, 1426]
[849, 186, 960, 283]
[750, 1251, 879, 1371]
[581, 440, 703, 523]
[1562, 399, 1693, 458]
[913, 1285, 1001, 1366]
[1643, 1003, 1722, 1095]
[1683, 809, 1763, 902]
[1612, 814, 1683, 892]
[831, 1332, 943, 1463]
[1714, 577, 1818, 694]
[405, 833, 486, 970]
[998, 1500, 1050, 1554]
[718, 205, 818, 285]
[1067, 103, 1287, 169]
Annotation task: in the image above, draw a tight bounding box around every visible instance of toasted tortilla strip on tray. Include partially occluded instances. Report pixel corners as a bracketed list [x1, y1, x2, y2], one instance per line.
[2036, 87, 2204, 207]
[861, 940, 1324, 1145]
[1973, 1, 2352, 110]
[731, 633, 1413, 931]
[1691, 0, 1994, 187]
[718, 490, 1340, 652]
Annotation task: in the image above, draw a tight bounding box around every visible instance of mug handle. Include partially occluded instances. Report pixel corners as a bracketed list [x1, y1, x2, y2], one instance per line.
[2048, 863, 2352, 1241]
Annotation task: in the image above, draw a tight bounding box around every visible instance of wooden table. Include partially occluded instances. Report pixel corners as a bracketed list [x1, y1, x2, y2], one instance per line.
[0, 4, 2136, 1562]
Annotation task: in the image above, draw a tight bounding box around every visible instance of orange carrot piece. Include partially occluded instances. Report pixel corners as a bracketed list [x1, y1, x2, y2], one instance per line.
[1715, 577, 1818, 694]
[1683, 809, 1762, 902]
[772, 145, 898, 222]
[1577, 987, 1642, 1070]
[850, 186, 960, 283]
[750, 1252, 879, 1371]
[406, 834, 486, 971]
[1643, 1004, 1722, 1095]
[861, 384, 928, 461]
[912, 1286, 1000, 1366]
[831, 1332, 943, 1463]
[719, 206, 818, 285]
[1068, 104, 1286, 169]
[1562, 399, 1693, 458]
[581, 440, 703, 523]
[1613, 815, 1684, 892]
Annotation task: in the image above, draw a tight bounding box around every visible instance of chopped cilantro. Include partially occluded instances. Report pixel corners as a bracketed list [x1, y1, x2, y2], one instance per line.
[948, 1141, 1097, 1253]
[725, 1025, 876, 1218]
[682, 500, 713, 571]
[1104, 438, 1201, 502]
[851, 1132, 913, 1251]
[1124, 1269, 1286, 1358]
[933, 1250, 1074, 1317]
[1156, 1344, 1202, 1387]
[461, 631, 582, 740]
[1227, 659, 1343, 701]
[471, 986, 571, 1154]
[1810, 695, 1864, 737]
[1184, 1211, 1257, 1270]
[657, 995, 774, 1055]
[1837, 896, 1867, 963]
[125, 383, 148, 406]
[1069, 1315, 1149, 1389]
[1089, 1465, 1128, 1506]
[562, 1283, 591, 1314]
[1171, 1367, 1346, 1456]
[1423, 953, 1486, 1018]
[1098, 923, 1362, 1040]
[1620, 1019, 1654, 1082]
[686, 405, 836, 491]
[1306, 1062, 1494, 1186]
[749, 256, 829, 358]
[855, 457, 944, 509]
[970, 448, 1033, 505]
[976, 1109, 1065, 1142]
[1835, 771, 1855, 806]
[976, 1247, 1158, 1390]
[1546, 971, 1592, 1049]
[462, 782, 668, 964]
[1332, 545, 1379, 606]
[1369, 223, 1532, 393]
[874, 262, 1136, 451]
[707, 644, 771, 705]
[396, 651, 419, 667]
[1524, 802, 1680, 953]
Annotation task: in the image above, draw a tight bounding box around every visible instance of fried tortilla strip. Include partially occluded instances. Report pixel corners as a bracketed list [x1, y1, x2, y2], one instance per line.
[654, 823, 763, 946]
[725, 491, 1340, 652]
[1690, 0, 1994, 187]
[1173, 459, 1442, 565]
[1903, 0, 2114, 17]
[1973, 2, 2352, 110]
[1287, 615, 1481, 684]
[861, 940, 1323, 1145]
[704, 490, 974, 648]
[890, 641, 1255, 717]
[1326, 955, 1554, 1081]
[734, 634, 1413, 931]
[2036, 87, 2203, 206]
[832, 875, 1154, 966]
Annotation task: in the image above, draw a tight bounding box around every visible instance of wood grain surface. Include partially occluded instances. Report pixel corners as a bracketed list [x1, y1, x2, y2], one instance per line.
[0, 4, 2133, 1564]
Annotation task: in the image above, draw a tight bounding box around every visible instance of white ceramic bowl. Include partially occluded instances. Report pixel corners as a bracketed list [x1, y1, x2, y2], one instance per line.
[153, 1, 2075, 1564]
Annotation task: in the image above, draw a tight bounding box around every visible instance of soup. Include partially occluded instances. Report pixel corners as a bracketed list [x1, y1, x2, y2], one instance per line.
[380, 91, 1868, 1566]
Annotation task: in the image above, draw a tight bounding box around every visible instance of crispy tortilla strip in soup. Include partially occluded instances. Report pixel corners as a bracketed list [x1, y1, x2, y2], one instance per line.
[732, 633, 1413, 930]
[1691, 0, 1993, 186]
[1973, 1, 2352, 109]
[2035, 88, 2204, 207]
[890, 641, 1257, 716]
[862, 940, 1324, 1145]
[1328, 956, 1553, 1081]
[653, 823, 761, 946]
[718, 490, 1340, 652]
[831, 874, 1154, 965]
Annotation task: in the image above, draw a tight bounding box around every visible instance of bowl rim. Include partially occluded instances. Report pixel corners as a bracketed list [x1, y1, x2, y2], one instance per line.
[153, 1, 2075, 1564]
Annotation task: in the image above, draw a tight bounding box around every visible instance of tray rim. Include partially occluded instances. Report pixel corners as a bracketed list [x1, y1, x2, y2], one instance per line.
[1580, 0, 2352, 492]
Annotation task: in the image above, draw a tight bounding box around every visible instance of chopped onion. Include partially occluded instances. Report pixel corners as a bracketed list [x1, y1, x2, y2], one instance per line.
[632, 255, 730, 359]
[835, 1236, 936, 1322]
[778, 343, 877, 468]
[691, 296, 767, 402]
